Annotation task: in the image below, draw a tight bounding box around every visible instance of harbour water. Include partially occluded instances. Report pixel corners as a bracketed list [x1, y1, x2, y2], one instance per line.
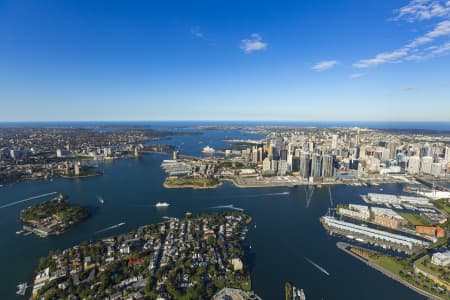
[0, 127, 426, 299]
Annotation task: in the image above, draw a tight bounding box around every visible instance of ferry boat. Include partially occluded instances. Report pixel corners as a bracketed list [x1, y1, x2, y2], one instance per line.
[155, 202, 170, 208]
[202, 146, 215, 153]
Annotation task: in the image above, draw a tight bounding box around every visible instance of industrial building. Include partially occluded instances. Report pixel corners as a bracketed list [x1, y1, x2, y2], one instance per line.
[321, 216, 429, 252]
[365, 193, 431, 206]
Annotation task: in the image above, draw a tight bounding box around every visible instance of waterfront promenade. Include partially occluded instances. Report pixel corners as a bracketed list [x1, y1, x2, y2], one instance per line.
[336, 242, 442, 300]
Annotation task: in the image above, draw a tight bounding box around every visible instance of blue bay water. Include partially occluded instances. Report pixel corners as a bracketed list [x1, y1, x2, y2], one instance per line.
[0, 125, 427, 299]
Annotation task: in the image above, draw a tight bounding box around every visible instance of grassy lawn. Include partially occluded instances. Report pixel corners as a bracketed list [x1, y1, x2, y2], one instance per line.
[350, 246, 450, 299]
[398, 212, 430, 226]
[416, 255, 450, 283]
[165, 177, 220, 188]
[371, 255, 406, 275]
[433, 199, 450, 214]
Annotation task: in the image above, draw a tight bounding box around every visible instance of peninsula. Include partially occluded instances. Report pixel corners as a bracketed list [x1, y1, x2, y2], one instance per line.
[29, 211, 253, 299]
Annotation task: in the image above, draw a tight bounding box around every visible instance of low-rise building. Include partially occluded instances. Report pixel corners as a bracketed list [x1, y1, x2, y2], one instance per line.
[371, 207, 406, 229]
[431, 251, 450, 267]
[338, 205, 370, 220]
[416, 226, 446, 238]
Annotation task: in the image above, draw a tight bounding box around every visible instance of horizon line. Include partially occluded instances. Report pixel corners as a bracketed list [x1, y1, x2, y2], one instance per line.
[1, 120, 450, 123]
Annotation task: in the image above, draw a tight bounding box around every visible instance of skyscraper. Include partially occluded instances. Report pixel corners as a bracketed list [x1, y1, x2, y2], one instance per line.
[299, 154, 311, 178]
[331, 134, 338, 149]
[322, 155, 335, 178]
[355, 128, 361, 145]
[407, 156, 421, 175]
[311, 153, 322, 178]
[420, 156, 433, 175]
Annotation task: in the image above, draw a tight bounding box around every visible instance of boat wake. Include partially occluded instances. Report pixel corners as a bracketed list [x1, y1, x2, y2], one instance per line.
[261, 191, 290, 197]
[94, 222, 126, 234]
[219, 191, 290, 199]
[304, 257, 330, 276]
[210, 204, 244, 212]
[0, 192, 58, 209]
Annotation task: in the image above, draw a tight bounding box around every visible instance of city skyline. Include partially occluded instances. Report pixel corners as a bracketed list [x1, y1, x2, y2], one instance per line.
[1, 0, 450, 121]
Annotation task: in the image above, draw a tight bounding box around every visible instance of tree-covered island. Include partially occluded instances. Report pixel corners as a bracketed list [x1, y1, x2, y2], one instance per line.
[20, 194, 90, 237]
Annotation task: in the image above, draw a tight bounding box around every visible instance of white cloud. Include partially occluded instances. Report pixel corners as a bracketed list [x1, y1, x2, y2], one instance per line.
[350, 73, 366, 79]
[406, 20, 450, 47]
[312, 60, 338, 71]
[240, 34, 268, 54]
[353, 48, 408, 68]
[432, 40, 450, 53]
[354, 0, 450, 68]
[354, 20, 450, 68]
[394, 0, 450, 22]
[190, 26, 204, 38]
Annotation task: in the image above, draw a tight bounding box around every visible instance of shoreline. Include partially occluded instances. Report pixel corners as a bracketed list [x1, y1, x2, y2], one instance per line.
[163, 181, 223, 190]
[60, 172, 102, 179]
[162, 177, 407, 190]
[209, 178, 402, 189]
[336, 242, 443, 300]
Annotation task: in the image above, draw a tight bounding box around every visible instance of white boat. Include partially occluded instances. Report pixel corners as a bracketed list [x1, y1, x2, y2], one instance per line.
[202, 146, 215, 153]
[298, 289, 306, 300]
[16, 282, 27, 296]
[155, 202, 170, 208]
[97, 196, 105, 204]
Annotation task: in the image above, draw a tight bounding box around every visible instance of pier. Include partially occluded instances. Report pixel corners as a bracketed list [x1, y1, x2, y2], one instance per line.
[415, 176, 450, 192]
[321, 216, 429, 254]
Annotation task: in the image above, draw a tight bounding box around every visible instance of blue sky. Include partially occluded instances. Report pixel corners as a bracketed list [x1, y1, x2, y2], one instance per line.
[0, 0, 449, 121]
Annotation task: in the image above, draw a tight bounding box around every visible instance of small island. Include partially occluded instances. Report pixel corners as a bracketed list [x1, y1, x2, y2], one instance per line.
[20, 194, 90, 237]
[28, 211, 252, 299]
